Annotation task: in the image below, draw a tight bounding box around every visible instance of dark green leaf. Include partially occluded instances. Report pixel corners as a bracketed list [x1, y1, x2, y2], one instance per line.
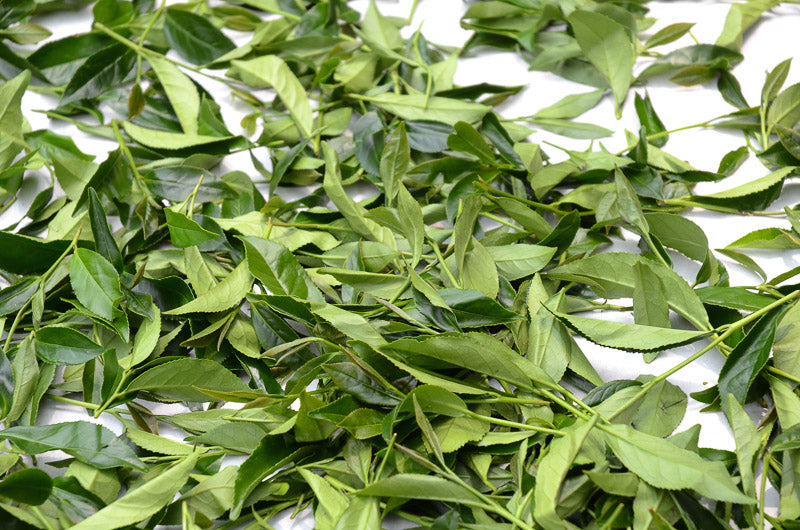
[718, 306, 783, 404]
[88, 188, 123, 270]
[35, 326, 104, 365]
[164, 8, 235, 64]
[0, 469, 52, 505]
[164, 209, 220, 248]
[69, 248, 122, 321]
[126, 358, 252, 401]
[60, 44, 136, 105]
[0, 422, 145, 470]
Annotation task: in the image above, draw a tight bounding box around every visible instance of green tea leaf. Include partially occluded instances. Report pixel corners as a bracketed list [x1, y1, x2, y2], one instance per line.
[447, 121, 495, 165]
[165, 261, 251, 315]
[0, 469, 52, 505]
[0, 422, 145, 470]
[548, 253, 710, 330]
[603, 423, 754, 503]
[551, 311, 708, 352]
[534, 418, 598, 530]
[634, 92, 668, 147]
[229, 56, 314, 138]
[88, 188, 123, 270]
[60, 44, 135, 105]
[0, 70, 30, 168]
[716, 0, 779, 50]
[380, 121, 409, 204]
[568, 10, 635, 113]
[122, 121, 233, 150]
[164, 7, 235, 64]
[69, 248, 122, 321]
[645, 22, 695, 49]
[718, 306, 782, 404]
[70, 452, 199, 530]
[35, 326, 104, 365]
[164, 209, 220, 248]
[241, 236, 323, 301]
[535, 89, 605, 120]
[724, 394, 759, 498]
[357, 93, 490, 126]
[126, 358, 251, 401]
[384, 332, 553, 390]
[359, 474, 481, 505]
[148, 55, 200, 135]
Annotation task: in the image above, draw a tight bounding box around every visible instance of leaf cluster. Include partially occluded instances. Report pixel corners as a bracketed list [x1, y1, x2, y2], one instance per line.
[0, 1, 798, 529]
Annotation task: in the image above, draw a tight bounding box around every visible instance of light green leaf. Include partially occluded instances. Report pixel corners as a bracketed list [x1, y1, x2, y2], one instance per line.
[120, 305, 160, 370]
[631, 376, 686, 437]
[358, 474, 482, 505]
[0, 71, 31, 168]
[164, 209, 219, 248]
[311, 303, 386, 347]
[335, 497, 380, 530]
[700, 167, 793, 201]
[552, 311, 708, 352]
[603, 423, 754, 504]
[70, 452, 200, 530]
[240, 236, 323, 301]
[531, 118, 614, 139]
[528, 283, 575, 382]
[358, 93, 490, 125]
[380, 121, 409, 204]
[384, 332, 554, 390]
[165, 261, 251, 315]
[362, 0, 402, 51]
[716, 0, 779, 50]
[645, 22, 695, 49]
[726, 227, 800, 249]
[488, 244, 556, 281]
[147, 55, 199, 135]
[447, 121, 495, 164]
[460, 238, 498, 298]
[125, 429, 195, 456]
[317, 268, 408, 299]
[322, 142, 392, 244]
[229, 56, 314, 138]
[122, 121, 232, 150]
[548, 253, 710, 330]
[126, 358, 251, 402]
[8, 336, 37, 423]
[725, 394, 759, 499]
[298, 469, 348, 530]
[433, 414, 489, 453]
[568, 10, 635, 113]
[762, 58, 792, 104]
[615, 168, 649, 236]
[534, 417, 598, 530]
[644, 212, 709, 262]
[535, 89, 605, 120]
[397, 185, 424, 267]
[774, 302, 800, 380]
[633, 260, 670, 329]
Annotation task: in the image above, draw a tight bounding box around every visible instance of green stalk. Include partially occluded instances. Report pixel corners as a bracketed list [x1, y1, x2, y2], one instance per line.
[610, 290, 800, 421]
[111, 120, 161, 209]
[462, 409, 565, 436]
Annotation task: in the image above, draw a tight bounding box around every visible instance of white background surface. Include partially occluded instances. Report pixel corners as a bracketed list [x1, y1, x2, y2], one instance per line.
[10, 0, 800, 526]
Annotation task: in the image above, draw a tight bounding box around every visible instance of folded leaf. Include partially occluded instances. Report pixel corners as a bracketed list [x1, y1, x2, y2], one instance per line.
[603, 423, 754, 504]
[551, 311, 709, 352]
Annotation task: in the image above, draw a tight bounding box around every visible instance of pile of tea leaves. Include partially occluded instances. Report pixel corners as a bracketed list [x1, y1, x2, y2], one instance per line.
[1, 0, 800, 528]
